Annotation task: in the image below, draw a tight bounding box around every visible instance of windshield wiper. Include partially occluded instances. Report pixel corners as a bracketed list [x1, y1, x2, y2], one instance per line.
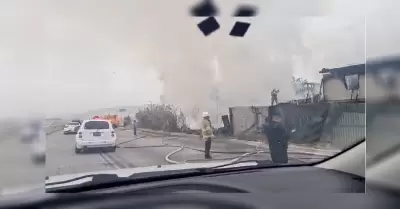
[45, 174, 120, 187]
[45, 169, 205, 193]
[207, 159, 273, 169]
[45, 160, 283, 193]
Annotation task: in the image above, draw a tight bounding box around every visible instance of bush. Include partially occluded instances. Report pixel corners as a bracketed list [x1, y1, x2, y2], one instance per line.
[135, 104, 188, 132]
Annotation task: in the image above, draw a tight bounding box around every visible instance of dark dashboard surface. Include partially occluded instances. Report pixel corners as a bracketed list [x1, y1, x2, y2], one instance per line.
[1, 166, 397, 209]
[92, 166, 365, 193]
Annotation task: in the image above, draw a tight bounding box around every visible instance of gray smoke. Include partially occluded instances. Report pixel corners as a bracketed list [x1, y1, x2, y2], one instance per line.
[129, 0, 357, 124]
[1, 0, 399, 120]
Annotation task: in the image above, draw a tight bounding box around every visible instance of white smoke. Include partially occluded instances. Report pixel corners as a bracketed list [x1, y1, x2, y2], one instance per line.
[133, 0, 358, 124]
[2, 0, 399, 121]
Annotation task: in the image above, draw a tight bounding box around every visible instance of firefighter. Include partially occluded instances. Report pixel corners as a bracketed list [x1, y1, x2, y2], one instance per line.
[201, 112, 213, 159]
[271, 89, 279, 106]
[263, 108, 289, 164]
[132, 120, 137, 136]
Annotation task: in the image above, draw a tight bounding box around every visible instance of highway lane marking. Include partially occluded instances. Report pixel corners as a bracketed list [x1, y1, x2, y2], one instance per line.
[105, 151, 136, 168]
[100, 151, 135, 169]
[95, 129, 139, 169]
[99, 152, 120, 169]
[103, 153, 126, 169]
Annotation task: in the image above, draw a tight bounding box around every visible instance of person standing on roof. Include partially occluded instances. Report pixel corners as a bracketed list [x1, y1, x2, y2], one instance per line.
[201, 112, 213, 159]
[271, 89, 279, 106]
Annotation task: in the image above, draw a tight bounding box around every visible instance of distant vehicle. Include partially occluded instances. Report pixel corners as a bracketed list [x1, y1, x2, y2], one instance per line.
[71, 119, 82, 124]
[103, 114, 120, 129]
[123, 116, 132, 127]
[63, 122, 81, 135]
[75, 119, 117, 154]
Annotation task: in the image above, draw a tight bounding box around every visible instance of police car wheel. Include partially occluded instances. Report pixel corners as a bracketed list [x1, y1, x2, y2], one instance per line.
[75, 147, 81, 154]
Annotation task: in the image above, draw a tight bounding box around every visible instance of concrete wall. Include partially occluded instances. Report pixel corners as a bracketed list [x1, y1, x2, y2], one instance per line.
[330, 111, 365, 149]
[323, 74, 366, 101]
[229, 106, 268, 139]
[229, 102, 365, 149]
[323, 72, 400, 102]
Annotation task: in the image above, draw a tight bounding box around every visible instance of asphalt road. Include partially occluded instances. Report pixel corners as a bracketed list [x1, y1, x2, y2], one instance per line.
[46, 129, 179, 176]
[0, 127, 329, 191]
[46, 128, 328, 177]
[0, 130, 44, 190]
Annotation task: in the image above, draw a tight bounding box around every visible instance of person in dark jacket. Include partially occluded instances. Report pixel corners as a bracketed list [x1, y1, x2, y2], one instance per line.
[263, 112, 289, 164]
[271, 89, 279, 106]
[133, 120, 137, 136]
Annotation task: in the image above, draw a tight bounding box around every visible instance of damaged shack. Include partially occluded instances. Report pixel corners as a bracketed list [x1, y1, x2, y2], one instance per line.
[226, 62, 367, 150]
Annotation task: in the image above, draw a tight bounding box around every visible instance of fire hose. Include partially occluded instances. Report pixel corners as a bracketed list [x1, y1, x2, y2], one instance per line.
[116, 131, 324, 165]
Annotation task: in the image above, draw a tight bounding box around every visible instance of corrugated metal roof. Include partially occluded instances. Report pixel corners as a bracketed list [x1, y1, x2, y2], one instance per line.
[320, 64, 365, 76]
[320, 56, 400, 77]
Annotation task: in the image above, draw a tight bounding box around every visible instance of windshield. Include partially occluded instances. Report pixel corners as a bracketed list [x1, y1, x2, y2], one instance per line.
[67, 122, 80, 126]
[84, 121, 110, 130]
[1, 0, 397, 193]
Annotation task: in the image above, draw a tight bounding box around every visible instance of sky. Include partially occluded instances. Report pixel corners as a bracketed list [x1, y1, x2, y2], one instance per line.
[0, 0, 398, 119]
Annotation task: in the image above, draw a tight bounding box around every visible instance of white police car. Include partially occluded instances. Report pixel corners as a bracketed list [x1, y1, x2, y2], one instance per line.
[63, 122, 81, 134]
[75, 119, 117, 153]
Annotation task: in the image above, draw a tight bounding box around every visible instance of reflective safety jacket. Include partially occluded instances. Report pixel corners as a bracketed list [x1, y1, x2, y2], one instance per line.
[201, 118, 213, 139]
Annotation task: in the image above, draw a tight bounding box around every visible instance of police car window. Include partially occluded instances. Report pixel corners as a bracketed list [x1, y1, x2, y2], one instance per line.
[84, 121, 110, 130]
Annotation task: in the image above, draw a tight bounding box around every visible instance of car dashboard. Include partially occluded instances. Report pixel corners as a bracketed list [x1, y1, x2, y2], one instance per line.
[0, 166, 399, 209]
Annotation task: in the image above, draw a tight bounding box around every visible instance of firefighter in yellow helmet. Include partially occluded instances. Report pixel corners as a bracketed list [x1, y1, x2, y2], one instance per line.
[201, 112, 213, 159]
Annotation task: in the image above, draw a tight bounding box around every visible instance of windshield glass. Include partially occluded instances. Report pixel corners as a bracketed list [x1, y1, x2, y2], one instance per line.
[84, 121, 110, 130]
[1, 0, 397, 193]
[67, 122, 80, 126]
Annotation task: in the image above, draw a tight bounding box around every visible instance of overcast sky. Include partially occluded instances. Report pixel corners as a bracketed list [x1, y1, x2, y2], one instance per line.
[0, 0, 398, 119]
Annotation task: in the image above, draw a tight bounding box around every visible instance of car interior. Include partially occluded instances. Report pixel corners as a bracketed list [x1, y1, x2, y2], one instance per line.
[1, 137, 399, 209]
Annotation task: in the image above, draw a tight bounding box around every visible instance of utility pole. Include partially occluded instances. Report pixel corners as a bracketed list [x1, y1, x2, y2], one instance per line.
[215, 88, 220, 125]
[212, 56, 221, 125]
